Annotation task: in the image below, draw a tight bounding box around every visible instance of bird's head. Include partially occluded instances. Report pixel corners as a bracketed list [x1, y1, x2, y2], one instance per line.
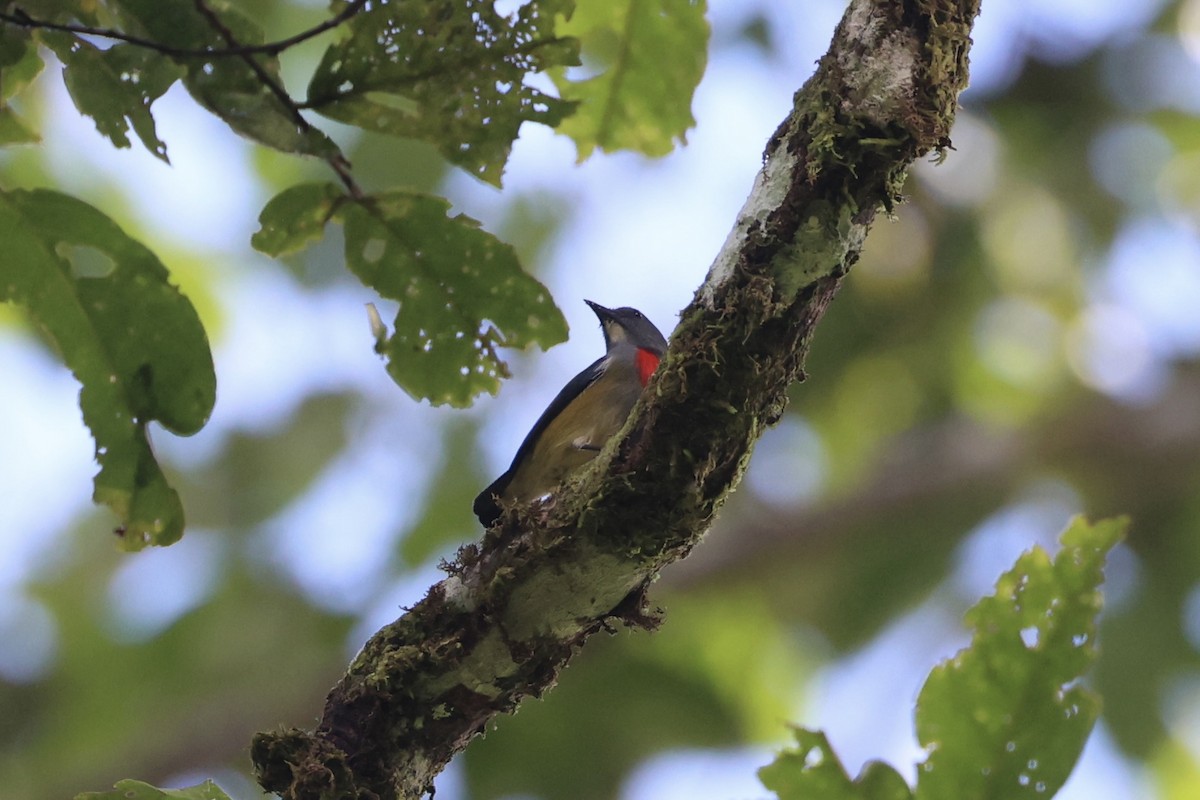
[585, 300, 668, 356]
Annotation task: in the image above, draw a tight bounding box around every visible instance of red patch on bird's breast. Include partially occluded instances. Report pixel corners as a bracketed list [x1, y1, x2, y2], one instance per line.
[636, 348, 660, 386]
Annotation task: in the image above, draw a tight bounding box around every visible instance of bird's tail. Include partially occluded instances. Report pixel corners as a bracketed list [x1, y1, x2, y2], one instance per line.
[473, 472, 511, 527]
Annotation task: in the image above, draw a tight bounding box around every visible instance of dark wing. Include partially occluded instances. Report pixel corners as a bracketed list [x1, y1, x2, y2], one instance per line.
[473, 356, 607, 526]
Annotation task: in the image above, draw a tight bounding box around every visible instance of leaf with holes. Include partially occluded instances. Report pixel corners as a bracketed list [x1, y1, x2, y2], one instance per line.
[914, 516, 1126, 800]
[307, 0, 579, 186]
[0, 188, 216, 549]
[551, 0, 709, 160]
[39, 34, 182, 161]
[337, 191, 567, 405]
[109, 0, 340, 158]
[760, 728, 912, 800]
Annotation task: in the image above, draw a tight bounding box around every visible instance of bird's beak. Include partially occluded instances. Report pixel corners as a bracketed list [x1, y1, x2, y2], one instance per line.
[584, 299, 616, 322]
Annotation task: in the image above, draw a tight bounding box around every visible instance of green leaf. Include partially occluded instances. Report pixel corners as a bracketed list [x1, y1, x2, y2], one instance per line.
[307, 0, 580, 186]
[39, 34, 182, 161]
[760, 728, 913, 800]
[914, 516, 1127, 800]
[76, 779, 232, 800]
[109, 0, 340, 158]
[338, 191, 567, 405]
[0, 188, 216, 549]
[252, 182, 343, 257]
[551, 0, 709, 160]
[0, 105, 39, 144]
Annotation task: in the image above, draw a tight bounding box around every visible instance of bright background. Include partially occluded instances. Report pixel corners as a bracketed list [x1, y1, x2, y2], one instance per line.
[3, 0, 1200, 798]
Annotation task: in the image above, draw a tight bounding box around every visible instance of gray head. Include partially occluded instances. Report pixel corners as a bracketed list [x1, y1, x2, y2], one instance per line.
[585, 300, 669, 355]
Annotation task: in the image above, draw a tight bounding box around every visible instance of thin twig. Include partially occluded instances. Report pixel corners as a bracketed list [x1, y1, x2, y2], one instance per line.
[327, 152, 365, 199]
[0, 1, 367, 59]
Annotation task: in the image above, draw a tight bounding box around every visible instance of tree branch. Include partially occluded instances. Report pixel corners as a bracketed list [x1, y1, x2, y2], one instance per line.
[250, 1, 980, 797]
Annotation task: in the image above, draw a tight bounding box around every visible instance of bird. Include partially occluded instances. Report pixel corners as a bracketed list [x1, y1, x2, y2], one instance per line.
[473, 300, 669, 527]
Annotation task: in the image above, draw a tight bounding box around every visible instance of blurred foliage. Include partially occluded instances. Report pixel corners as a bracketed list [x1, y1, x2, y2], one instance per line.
[465, 585, 808, 799]
[2, 0, 1200, 799]
[5, 528, 354, 798]
[179, 392, 357, 530]
[399, 419, 483, 565]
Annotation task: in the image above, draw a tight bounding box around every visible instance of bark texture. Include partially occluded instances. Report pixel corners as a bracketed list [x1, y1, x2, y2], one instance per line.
[252, 0, 980, 796]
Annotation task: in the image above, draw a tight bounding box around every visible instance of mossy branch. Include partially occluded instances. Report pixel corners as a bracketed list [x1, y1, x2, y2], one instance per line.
[250, 0, 980, 797]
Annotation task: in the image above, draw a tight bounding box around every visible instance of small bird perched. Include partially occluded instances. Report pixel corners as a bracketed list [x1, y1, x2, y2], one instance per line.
[473, 300, 669, 527]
